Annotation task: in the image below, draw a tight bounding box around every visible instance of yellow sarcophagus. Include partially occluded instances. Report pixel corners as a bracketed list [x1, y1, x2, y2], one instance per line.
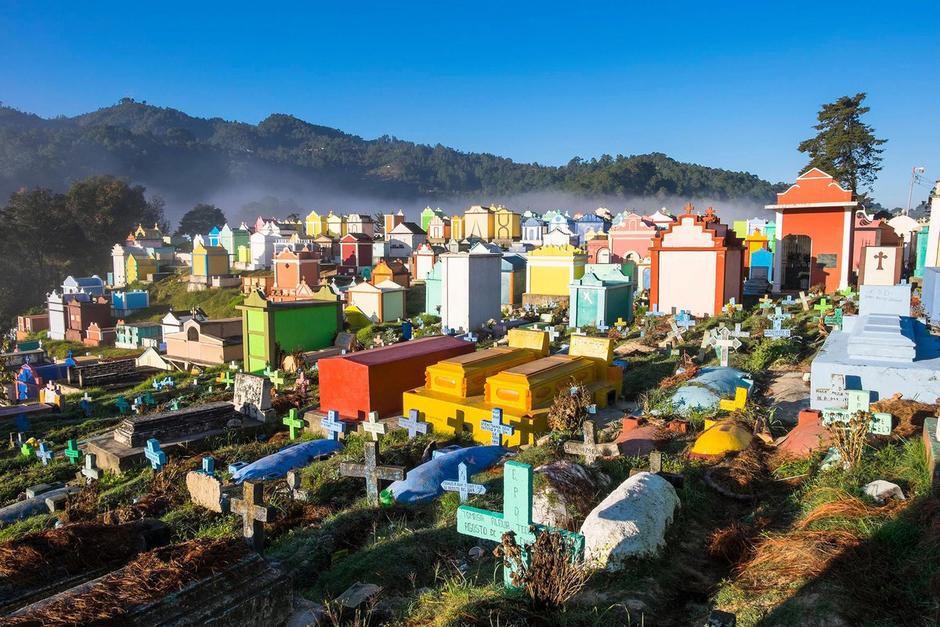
[484, 355, 597, 414]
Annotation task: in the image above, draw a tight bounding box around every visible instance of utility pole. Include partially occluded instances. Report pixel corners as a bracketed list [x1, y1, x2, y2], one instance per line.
[907, 166, 926, 215]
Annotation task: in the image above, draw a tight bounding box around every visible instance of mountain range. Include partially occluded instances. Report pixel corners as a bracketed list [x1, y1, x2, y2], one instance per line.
[0, 98, 781, 217]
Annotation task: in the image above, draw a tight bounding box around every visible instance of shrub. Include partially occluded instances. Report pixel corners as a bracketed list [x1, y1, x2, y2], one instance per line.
[495, 530, 588, 608]
[546, 379, 593, 432]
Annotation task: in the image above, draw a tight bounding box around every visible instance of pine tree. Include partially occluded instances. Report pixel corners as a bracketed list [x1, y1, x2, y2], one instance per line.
[798, 93, 886, 197]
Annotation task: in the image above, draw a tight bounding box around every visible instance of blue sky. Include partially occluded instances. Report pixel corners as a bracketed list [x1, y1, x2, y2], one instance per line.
[1, 1, 937, 208]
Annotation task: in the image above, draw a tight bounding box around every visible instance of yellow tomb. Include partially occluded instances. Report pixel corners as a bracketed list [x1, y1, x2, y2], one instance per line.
[525, 245, 587, 297]
[403, 331, 622, 447]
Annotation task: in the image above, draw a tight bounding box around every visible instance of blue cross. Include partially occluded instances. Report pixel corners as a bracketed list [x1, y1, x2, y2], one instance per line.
[36, 442, 53, 466]
[480, 408, 514, 446]
[675, 310, 695, 330]
[399, 409, 429, 439]
[79, 393, 93, 417]
[144, 438, 167, 470]
[115, 396, 130, 414]
[645, 304, 664, 318]
[321, 410, 345, 441]
[464, 331, 478, 343]
[781, 294, 797, 308]
[441, 461, 487, 503]
[63, 351, 77, 367]
[201, 456, 215, 476]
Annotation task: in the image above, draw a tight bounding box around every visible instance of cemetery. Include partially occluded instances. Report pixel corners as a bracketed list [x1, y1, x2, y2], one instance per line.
[1, 190, 940, 626]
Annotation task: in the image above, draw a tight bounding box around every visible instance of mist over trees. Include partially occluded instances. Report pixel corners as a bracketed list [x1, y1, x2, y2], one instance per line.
[0, 99, 780, 214]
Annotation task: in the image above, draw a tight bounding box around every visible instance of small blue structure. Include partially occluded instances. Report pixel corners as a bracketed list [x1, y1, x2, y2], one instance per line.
[201, 456, 216, 476]
[208, 226, 222, 247]
[750, 248, 774, 283]
[111, 290, 150, 316]
[144, 438, 167, 470]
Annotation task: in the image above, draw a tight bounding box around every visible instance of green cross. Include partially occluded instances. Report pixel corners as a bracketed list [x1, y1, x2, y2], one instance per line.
[455, 460, 584, 588]
[20, 442, 33, 458]
[283, 408, 305, 440]
[268, 369, 286, 390]
[838, 287, 857, 300]
[813, 298, 830, 318]
[64, 439, 81, 465]
[821, 389, 892, 436]
[824, 308, 844, 328]
[758, 295, 774, 311]
[219, 370, 235, 389]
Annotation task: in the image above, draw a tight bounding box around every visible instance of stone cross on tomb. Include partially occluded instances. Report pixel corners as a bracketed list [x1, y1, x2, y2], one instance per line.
[758, 295, 774, 313]
[321, 410, 346, 441]
[36, 441, 53, 466]
[115, 396, 130, 415]
[231, 480, 272, 552]
[201, 456, 215, 476]
[675, 310, 695, 331]
[813, 298, 831, 319]
[798, 291, 811, 311]
[563, 419, 618, 464]
[64, 439, 81, 465]
[824, 308, 844, 330]
[764, 307, 792, 339]
[821, 389, 893, 436]
[455, 460, 585, 589]
[704, 326, 743, 368]
[79, 392, 93, 417]
[283, 408, 305, 440]
[481, 408, 515, 446]
[441, 461, 487, 503]
[718, 387, 748, 412]
[286, 470, 310, 501]
[81, 453, 101, 482]
[339, 441, 405, 507]
[144, 438, 167, 471]
[362, 411, 387, 442]
[399, 409, 429, 439]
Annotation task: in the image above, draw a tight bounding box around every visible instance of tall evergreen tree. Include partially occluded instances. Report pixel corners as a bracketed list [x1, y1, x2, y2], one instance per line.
[798, 93, 886, 196]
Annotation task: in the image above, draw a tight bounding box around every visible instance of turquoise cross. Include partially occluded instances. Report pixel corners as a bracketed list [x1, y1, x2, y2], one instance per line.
[821, 389, 892, 436]
[64, 439, 81, 465]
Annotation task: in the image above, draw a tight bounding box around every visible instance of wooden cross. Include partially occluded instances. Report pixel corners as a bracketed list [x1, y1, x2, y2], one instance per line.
[64, 439, 81, 465]
[441, 461, 487, 503]
[144, 438, 166, 470]
[321, 410, 345, 441]
[455, 461, 585, 589]
[703, 326, 742, 367]
[81, 453, 101, 482]
[362, 411, 387, 442]
[660, 320, 684, 349]
[231, 481, 272, 552]
[718, 386, 748, 412]
[481, 408, 515, 446]
[813, 298, 830, 319]
[563, 419, 618, 464]
[798, 291, 811, 311]
[340, 441, 405, 507]
[873, 250, 888, 271]
[820, 389, 892, 436]
[283, 408, 305, 440]
[398, 409, 429, 439]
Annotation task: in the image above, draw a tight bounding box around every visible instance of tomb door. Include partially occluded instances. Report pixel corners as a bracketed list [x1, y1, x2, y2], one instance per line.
[597, 248, 611, 264]
[781, 234, 811, 291]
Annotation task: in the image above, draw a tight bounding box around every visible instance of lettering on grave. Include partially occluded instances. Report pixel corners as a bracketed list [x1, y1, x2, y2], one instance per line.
[441, 461, 487, 503]
[339, 441, 405, 507]
[232, 373, 275, 422]
[455, 460, 585, 588]
[814, 373, 850, 407]
[321, 410, 346, 441]
[362, 411, 387, 442]
[64, 439, 81, 465]
[820, 389, 893, 436]
[481, 408, 514, 447]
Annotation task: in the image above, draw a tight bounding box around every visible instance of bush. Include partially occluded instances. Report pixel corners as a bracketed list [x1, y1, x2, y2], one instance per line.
[495, 530, 588, 608]
[546, 380, 593, 432]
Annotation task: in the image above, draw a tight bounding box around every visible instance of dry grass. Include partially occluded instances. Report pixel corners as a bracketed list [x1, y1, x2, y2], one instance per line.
[826, 411, 870, 469]
[495, 530, 588, 609]
[6, 538, 248, 625]
[546, 379, 594, 432]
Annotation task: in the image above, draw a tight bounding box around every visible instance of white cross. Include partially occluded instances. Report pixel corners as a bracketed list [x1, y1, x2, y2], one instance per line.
[704, 326, 743, 367]
[362, 411, 387, 442]
[441, 461, 487, 503]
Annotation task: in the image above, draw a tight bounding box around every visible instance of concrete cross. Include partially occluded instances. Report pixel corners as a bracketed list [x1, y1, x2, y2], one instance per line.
[547, 326, 560, 342]
[81, 453, 101, 482]
[283, 408, 305, 440]
[218, 369, 235, 389]
[572, 327, 585, 336]
[663, 319, 684, 346]
[838, 286, 857, 301]
[730, 323, 749, 340]
[321, 410, 345, 441]
[64, 439, 81, 465]
[563, 419, 617, 465]
[780, 294, 797, 309]
[481, 408, 515, 446]
[824, 308, 844, 330]
[718, 386, 748, 412]
[464, 331, 479, 343]
[231, 481, 272, 552]
[764, 308, 792, 339]
[20, 441, 33, 458]
[79, 392, 93, 417]
[201, 456, 216, 476]
[724, 298, 742, 315]
[820, 389, 892, 436]
[144, 438, 166, 470]
[597, 321, 610, 333]
[798, 291, 811, 311]
[455, 460, 585, 589]
[340, 441, 405, 507]
[362, 410, 387, 442]
[675, 310, 695, 330]
[441, 461, 487, 503]
[399, 409, 429, 439]
[36, 442, 53, 466]
[132, 395, 146, 414]
[704, 326, 743, 368]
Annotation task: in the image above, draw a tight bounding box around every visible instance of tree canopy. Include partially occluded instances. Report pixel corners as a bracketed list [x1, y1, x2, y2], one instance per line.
[798, 93, 886, 196]
[176, 203, 227, 236]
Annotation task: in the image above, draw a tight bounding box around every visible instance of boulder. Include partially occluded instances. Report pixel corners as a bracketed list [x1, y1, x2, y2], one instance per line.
[579, 472, 679, 571]
[186, 471, 227, 513]
[532, 460, 605, 530]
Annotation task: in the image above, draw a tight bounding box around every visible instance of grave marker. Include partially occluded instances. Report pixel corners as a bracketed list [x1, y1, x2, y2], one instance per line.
[455, 460, 585, 588]
[813, 298, 831, 319]
[820, 389, 893, 436]
[144, 438, 167, 470]
[282, 408, 305, 440]
[321, 410, 346, 441]
[115, 396, 130, 415]
[286, 470, 310, 501]
[718, 387, 748, 412]
[798, 291, 811, 311]
[441, 461, 487, 503]
[36, 442, 53, 466]
[703, 326, 743, 368]
[824, 308, 844, 330]
[79, 392, 93, 417]
[399, 409, 429, 439]
[64, 439, 81, 465]
[675, 310, 695, 331]
[563, 420, 618, 465]
[201, 456, 216, 476]
[81, 453, 101, 481]
[339, 441, 405, 506]
[362, 411, 387, 442]
[758, 295, 774, 313]
[480, 408, 514, 446]
[231, 480, 272, 551]
[764, 307, 792, 339]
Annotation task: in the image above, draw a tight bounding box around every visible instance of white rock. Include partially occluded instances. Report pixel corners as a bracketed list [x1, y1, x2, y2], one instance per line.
[532, 461, 604, 530]
[862, 480, 905, 504]
[579, 472, 679, 571]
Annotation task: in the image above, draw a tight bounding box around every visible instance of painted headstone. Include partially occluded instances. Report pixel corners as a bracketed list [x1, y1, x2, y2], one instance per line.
[481, 408, 515, 447]
[440, 461, 487, 503]
[144, 438, 167, 470]
[820, 389, 893, 436]
[233, 372, 274, 422]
